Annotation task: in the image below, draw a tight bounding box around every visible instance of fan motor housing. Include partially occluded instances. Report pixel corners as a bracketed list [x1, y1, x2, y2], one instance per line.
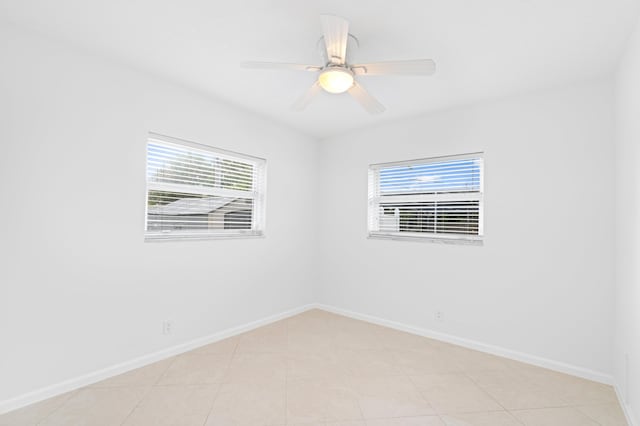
[317, 33, 359, 66]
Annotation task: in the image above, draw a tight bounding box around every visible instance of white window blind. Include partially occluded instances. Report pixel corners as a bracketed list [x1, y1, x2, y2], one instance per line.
[368, 153, 484, 243]
[145, 133, 266, 241]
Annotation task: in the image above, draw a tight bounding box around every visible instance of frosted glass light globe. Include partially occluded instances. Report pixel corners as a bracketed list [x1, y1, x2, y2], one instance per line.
[318, 67, 354, 94]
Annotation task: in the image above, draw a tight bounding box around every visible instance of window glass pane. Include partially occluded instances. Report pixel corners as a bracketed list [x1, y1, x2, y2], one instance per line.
[369, 154, 483, 241]
[379, 158, 481, 195]
[147, 192, 254, 232]
[145, 134, 264, 240]
[379, 201, 480, 235]
[147, 142, 254, 191]
[224, 210, 253, 230]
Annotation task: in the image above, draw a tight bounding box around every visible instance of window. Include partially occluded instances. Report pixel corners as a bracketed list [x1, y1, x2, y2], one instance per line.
[145, 133, 266, 241]
[368, 153, 483, 243]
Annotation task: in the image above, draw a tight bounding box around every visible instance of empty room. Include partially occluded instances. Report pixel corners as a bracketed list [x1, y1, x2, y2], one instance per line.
[1, 1, 639, 425]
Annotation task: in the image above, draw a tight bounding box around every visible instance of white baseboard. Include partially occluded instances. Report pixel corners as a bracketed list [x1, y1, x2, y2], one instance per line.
[316, 304, 613, 385]
[0, 304, 315, 415]
[614, 382, 638, 426]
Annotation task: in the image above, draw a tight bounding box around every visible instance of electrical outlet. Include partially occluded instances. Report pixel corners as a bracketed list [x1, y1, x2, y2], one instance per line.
[162, 320, 173, 335]
[435, 311, 444, 322]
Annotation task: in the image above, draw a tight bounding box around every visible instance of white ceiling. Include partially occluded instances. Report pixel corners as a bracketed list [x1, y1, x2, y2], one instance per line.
[1, 0, 639, 139]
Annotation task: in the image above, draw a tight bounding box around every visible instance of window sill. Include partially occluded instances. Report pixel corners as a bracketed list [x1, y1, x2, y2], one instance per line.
[145, 231, 264, 242]
[367, 232, 483, 246]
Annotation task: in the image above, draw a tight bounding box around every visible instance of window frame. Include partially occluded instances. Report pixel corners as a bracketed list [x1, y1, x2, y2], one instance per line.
[367, 152, 484, 244]
[144, 132, 266, 242]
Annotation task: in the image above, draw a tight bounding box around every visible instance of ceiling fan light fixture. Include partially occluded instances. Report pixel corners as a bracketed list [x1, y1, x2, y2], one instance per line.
[318, 67, 354, 94]
[242, 14, 435, 113]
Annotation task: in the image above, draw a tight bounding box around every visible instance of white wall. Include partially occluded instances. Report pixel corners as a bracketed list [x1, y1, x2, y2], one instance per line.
[614, 13, 640, 425]
[318, 81, 616, 377]
[0, 24, 318, 403]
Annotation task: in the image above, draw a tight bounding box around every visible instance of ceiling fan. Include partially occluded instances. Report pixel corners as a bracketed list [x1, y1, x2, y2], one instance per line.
[241, 14, 436, 114]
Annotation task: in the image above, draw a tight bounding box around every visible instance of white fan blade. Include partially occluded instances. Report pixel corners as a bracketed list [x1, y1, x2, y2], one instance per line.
[320, 14, 349, 65]
[292, 82, 322, 111]
[351, 59, 436, 76]
[348, 82, 385, 114]
[241, 61, 322, 72]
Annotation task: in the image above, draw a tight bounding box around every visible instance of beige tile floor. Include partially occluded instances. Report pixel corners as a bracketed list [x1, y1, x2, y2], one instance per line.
[0, 309, 628, 426]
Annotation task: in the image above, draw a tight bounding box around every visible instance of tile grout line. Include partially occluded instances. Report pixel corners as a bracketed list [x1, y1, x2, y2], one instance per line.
[284, 319, 290, 425]
[346, 316, 370, 424]
[460, 372, 543, 425]
[462, 371, 511, 412]
[369, 323, 443, 423]
[117, 353, 180, 425]
[380, 329, 518, 424]
[116, 387, 152, 426]
[461, 369, 603, 423]
[202, 337, 240, 426]
[400, 363, 441, 422]
[200, 380, 225, 426]
[34, 390, 78, 426]
[506, 406, 612, 426]
[574, 403, 623, 426]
